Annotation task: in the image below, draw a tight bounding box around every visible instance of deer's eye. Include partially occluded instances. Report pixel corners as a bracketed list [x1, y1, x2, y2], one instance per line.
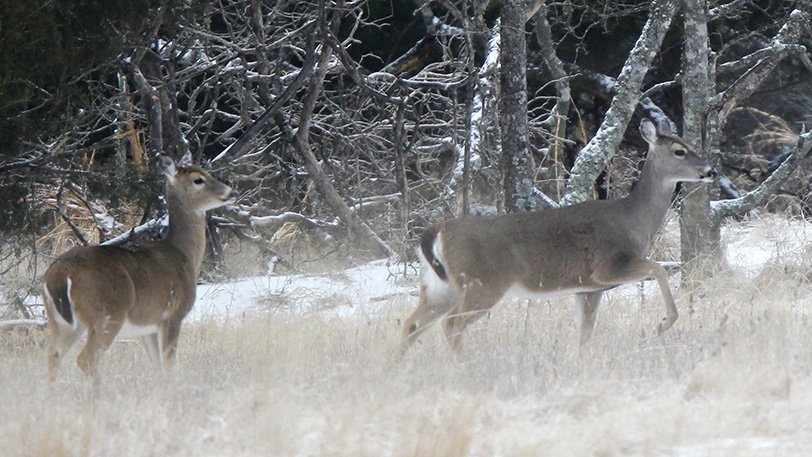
[674, 149, 687, 158]
[193, 177, 205, 185]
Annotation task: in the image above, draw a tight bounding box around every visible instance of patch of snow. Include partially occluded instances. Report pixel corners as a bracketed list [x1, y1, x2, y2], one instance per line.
[663, 436, 811, 457]
[722, 216, 812, 274]
[191, 260, 414, 322]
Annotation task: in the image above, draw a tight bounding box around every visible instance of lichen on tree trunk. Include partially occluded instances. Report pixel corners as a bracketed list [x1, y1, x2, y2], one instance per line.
[499, 0, 535, 213]
[680, 0, 719, 274]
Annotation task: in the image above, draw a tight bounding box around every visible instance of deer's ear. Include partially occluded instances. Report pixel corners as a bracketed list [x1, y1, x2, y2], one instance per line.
[640, 119, 657, 145]
[159, 155, 177, 179]
[656, 118, 674, 137]
[179, 151, 193, 168]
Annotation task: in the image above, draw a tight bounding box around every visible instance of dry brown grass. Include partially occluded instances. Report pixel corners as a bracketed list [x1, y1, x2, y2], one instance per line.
[34, 184, 141, 257]
[3, 217, 812, 456]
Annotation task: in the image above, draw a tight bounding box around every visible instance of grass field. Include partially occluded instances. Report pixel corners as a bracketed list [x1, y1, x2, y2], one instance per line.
[3, 216, 812, 456]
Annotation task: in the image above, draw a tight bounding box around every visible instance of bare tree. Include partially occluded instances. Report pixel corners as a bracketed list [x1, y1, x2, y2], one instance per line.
[683, 3, 812, 267]
[680, 0, 716, 273]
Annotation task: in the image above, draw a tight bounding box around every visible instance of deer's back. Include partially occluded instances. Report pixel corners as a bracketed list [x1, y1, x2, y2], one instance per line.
[438, 201, 645, 291]
[43, 243, 197, 325]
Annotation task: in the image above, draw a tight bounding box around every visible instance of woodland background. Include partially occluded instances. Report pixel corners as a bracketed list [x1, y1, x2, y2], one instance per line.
[1, 0, 811, 312]
[3, 3, 812, 454]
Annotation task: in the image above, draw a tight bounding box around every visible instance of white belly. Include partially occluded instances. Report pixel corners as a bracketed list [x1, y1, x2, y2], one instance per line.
[118, 319, 159, 338]
[504, 282, 600, 301]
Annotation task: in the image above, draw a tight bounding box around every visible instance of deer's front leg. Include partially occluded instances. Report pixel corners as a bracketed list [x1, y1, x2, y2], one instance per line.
[592, 257, 677, 336]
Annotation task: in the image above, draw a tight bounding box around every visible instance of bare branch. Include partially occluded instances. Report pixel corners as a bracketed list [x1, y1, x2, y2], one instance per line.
[708, 0, 751, 21]
[711, 131, 812, 219]
[713, 8, 811, 126]
[282, 2, 395, 259]
[212, 22, 319, 163]
[534, 3, 572, 174]
[562, 0, 680, 205]
[54, 184, 88, 246]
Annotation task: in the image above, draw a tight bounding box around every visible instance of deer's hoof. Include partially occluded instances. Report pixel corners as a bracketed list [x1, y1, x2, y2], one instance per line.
[656, 317, 677, 336]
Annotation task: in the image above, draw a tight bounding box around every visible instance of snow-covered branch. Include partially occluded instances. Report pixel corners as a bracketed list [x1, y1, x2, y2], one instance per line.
[708, 0, 750, 21]
[418, 4, 465, 36]
[562, 0, 679, 205]
[534, 188, 560, 209]
[351, 193, 402, 214]
[717, 44, 810, 75]
[714, 8, 811, 125]
[711, 131, 812, 219]
[251, 211, 339, 232]
[468, 19, 500, 165]
[0, 319, 46, 332]
[102, 216, 167, 246]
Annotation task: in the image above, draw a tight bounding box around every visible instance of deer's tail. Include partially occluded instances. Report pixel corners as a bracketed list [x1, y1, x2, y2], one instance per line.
[420, 225, 448, 281]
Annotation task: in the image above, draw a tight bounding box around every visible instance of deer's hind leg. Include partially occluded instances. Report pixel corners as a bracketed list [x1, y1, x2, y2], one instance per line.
[162, 318, 184, 368]
[575, 291, 603, 346]
[46, 322, 85, 383]
[43, 283, 85, 383]
[442, 282, 506, 354]
[142, 320, 181, 372]
[76, 315, 124, 387]
[399, 281, 457, 358]
[142, 333, 162, 370]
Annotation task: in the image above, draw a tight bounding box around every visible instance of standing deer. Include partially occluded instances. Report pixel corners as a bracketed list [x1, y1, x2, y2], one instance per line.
[400, 118, 716, 356]
[42, 153, 238, 384]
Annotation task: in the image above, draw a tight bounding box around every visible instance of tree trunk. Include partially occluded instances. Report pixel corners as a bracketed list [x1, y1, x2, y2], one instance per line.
[466, 20, 500, 211]
[500, 0, 535, 213]
[534, 3, 571, 189]
[161, 59, 190, 159]
[680, 0, 718, 274]
[121, 59, 162, 159]
[393, 103, 411, 257]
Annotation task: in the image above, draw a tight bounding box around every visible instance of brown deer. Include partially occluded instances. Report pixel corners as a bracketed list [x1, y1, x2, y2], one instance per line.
[400, 118, 716, 356]
[42, 153, 237, 384]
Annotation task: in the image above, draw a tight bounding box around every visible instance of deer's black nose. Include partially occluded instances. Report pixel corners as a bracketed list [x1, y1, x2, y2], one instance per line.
[222, 189, 239, 204]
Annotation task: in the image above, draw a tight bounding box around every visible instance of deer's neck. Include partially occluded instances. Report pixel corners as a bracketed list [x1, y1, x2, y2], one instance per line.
[164, 193, 208, 276]
[622, 156, 677, 246]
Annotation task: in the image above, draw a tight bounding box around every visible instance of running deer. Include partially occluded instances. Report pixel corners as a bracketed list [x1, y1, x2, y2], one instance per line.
[400, 118, 716, 356]
[42, 153, 238, 384]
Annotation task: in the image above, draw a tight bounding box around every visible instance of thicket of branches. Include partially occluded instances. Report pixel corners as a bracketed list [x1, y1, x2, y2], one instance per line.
[1, 0, 811, 290]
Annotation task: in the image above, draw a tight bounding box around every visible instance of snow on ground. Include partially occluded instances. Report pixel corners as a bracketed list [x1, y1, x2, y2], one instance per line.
[724, 215, 812, 272]
[667, 437, 805, 457]
[191, 259, 414, 322]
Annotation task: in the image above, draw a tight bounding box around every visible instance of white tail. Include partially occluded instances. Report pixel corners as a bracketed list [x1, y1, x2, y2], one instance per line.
[400, 118, 716, 356]
[42, 153, 238, 384]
